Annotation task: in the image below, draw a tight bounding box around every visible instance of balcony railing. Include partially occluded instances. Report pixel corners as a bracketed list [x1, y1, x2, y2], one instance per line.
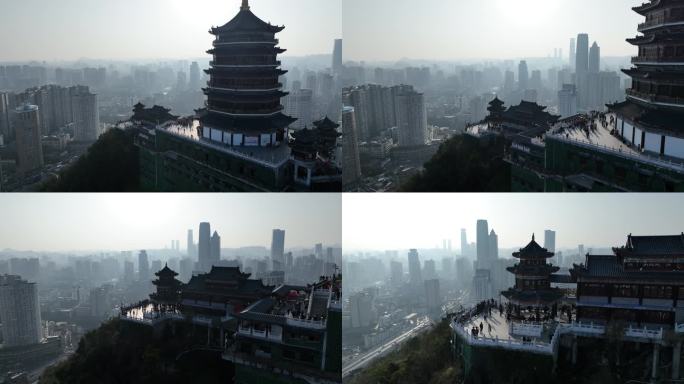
[626, 88, 684, 106]
[286, 317, 327, 330]
[631, 55, 684, 64]
[625, 326, 663, 340]
[510, 322, 543, 338]
[638, 16, 684, 31]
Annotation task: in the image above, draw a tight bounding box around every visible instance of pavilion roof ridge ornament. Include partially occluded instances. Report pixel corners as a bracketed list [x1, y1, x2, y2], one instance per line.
[241, 0, 250, 11]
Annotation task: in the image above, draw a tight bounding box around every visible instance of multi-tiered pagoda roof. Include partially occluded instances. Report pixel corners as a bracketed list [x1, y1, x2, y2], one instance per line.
[201, 0, 295, 147]
[616, 0, 684, 117]
[502, 235, 563, 306]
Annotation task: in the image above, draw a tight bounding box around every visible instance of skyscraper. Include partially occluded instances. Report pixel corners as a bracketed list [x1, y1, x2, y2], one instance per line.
[544, 230, 557, 253]
[489, 229, 498, 260]
[476, 220, 489, 268]
[589, 42, 601, 74]
[198, 222, 211, 272]
[211, 231, 221, 266]
[189, 61, 200, 90]
[13, 104, 44, 178]
[569, 37, 576, 70]
[0, 275, 42, 346]
[138, 250, 149, 281]
[186, 229, 196, 258]
[342, 106, 362, 188]
[518, 60, 529, 91]
[283, 89, 313, 130]
[460, 228, 468, 258]
[332, 39, 343, 75]
[407, 249, 423, 286]
[390, 261, 403, 286]
[575, 34, 590, 77]
[271, 229, 285, 271]
[394, 86, 427, 147]
[70, 86, 100, 142]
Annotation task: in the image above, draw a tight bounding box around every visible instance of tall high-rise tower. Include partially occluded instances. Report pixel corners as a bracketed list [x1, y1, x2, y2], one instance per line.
[342, 106, 361, 188]
[518, 60, 529, 91]
[333, 39, 343, 75]
[460, 229, 468, 257]
[186, 229, 196, 258]
[0, 275, 42, 346]
[489, 229, 498, 260]
[271, 229, 285, 270]
[407, 249, 423, 286]
[589, 42, 601, 73]
[13, 104, 44, 178]
[138, 250, 150, 282]
[476, 220, 489, 269]
[544, 230, 557, 253]
[210, 231, 221, 266]
[575, 34, 590, 77]
[198, 222, 211, 272]
[569, 38, 576, 70]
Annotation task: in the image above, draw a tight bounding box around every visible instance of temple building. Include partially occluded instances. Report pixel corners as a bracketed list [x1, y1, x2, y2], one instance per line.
[150, 264, 182, 304]
[180, 266, 275, 321]
[119, 264, 342, 383]
[451, 232, 684, 381]
[225, 276, 342, 384]
[610, 0, 684, 160]
[134, 0, 341, 192]
[502, 235, 564, 307]
[570, 233, 684, 327]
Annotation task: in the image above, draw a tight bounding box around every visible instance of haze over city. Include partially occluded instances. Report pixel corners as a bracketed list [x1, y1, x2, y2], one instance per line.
[0, 0, 341, 61]
[0, 194, 342, 251]
[343, 0, 643, 61]
[343, 194, 684, 251]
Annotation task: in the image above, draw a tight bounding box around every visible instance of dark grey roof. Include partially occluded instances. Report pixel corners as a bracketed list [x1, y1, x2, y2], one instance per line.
[627, 234, 684, 255]
[575, 254, 684, 281]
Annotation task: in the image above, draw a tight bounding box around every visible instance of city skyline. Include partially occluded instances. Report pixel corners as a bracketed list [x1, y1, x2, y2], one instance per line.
[343, 0, 643, 61]
[343, 194, 684, 251]
[0, 194, 341, 252]
[0, 0, 341, 61]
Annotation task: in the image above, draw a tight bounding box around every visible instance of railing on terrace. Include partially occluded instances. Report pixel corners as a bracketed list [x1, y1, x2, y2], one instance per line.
[286, 317, 327, 330]
[451, 320, 554, 355]
[510, 322, 543, 338]
[625, 326, 663, 340]
[547, 134, 684, 173]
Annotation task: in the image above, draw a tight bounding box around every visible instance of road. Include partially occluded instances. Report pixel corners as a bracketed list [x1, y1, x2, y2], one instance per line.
[342, 317, 433, 379]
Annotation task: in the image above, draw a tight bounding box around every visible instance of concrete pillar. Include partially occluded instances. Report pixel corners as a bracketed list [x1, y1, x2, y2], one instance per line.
[673, 341, 682, 381]
[652, 343, 660, 383]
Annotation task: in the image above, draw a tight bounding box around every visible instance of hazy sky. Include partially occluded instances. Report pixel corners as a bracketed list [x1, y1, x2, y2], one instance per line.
[344, 0, 643, 61]
[0, 194, 341, 252]
[0, 0, 341, 61]
[343, 194, 684, 252]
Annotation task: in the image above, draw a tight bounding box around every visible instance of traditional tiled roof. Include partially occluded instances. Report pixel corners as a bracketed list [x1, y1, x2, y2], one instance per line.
[212, 8, 284, 34]
[155, 263, 178, 277]
[624, 233, 684, 255]
[571, 254, 684, 281]
[184, 266, 273, 295]
[512, 235, 555, 259]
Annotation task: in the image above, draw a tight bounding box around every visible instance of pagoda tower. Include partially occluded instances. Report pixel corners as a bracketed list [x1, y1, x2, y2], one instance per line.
[151, 264, 182, 304]
[486, 97, 506, 122]
[501, 235, 563, 307]
[201, 0, 296, 148]
[609, 0, 684, 158]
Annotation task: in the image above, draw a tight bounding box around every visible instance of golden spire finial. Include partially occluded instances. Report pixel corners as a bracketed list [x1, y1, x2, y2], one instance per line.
[241, 0, 250, 10]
